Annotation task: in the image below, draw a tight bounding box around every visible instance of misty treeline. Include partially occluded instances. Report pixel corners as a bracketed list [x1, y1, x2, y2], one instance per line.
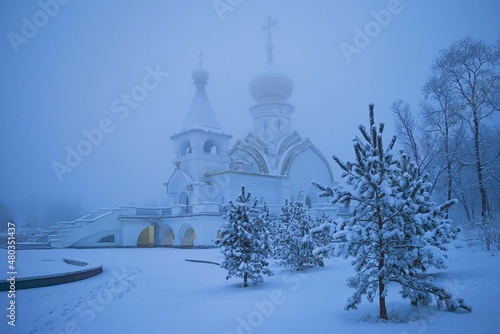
[391, 36, 500, 250]
[0, 197, 84, 232]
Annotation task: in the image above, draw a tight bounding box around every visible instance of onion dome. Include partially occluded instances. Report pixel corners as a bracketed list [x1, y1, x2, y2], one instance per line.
[249, 62, 293, 102]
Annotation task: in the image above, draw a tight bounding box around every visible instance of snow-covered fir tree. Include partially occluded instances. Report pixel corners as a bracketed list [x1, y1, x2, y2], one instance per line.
[256, 201, 274, 260]
[314, 104, 470, 320]
[273, 201, 330, 270]
[214, 186, 273, 287]
[311, 211, 333, 259]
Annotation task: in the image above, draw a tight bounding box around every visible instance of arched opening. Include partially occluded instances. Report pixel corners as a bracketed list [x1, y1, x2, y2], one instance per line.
[203, 140, 218, 155]
[218, 194, 225, 213]
[215, 227, 224, 240]
[180, 227, 196, 247]
[305, 196, 312, 209]
[179, 192, 190, 205]
[180, 140, 192, 156]
[218, 194, 225, 204]
[137, 226, 154, 247]
[161, 228, 174, 246]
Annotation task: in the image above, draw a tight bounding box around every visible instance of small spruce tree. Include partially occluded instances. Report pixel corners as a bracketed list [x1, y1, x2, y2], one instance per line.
[215, 186, 273, 287]
[310, 211, 334, 259]
[273, 201, 329, 270]
[314, 104, 470, 320]
[255, 201, 274, 260]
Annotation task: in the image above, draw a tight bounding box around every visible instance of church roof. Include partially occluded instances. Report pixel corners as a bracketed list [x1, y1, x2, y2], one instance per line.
[228, 130, 334, 182]
[181, 66, 222, 131]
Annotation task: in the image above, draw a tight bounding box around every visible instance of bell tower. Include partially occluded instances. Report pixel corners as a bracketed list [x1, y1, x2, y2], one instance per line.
[170, 54, 232, 182]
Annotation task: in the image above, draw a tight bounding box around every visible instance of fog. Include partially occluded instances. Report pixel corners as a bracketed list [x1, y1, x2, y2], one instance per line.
[1, 0, 499, 226]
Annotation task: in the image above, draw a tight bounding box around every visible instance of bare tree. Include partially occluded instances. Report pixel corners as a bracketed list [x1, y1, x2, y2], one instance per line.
[452, 139, 477, 221]
[481, 126, 500, 214]
[432, 36, 500, 220]
[420, 73, 464, 217]
[391, 100, 423, 171]
[391, 99, 439, 195]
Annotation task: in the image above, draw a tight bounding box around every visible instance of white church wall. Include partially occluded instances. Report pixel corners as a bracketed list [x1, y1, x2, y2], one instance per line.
[192, 202, 220, 214]
[204, 173, 232, 203]
[221, 172, 286, 206]
[288, 147, 333, 203]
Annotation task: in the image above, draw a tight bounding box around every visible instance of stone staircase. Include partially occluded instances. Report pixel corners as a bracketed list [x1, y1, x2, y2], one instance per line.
[48, 209, 116, 248]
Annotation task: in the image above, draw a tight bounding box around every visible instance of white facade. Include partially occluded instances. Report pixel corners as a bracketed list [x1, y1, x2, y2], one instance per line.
[49, 42, 344, 249]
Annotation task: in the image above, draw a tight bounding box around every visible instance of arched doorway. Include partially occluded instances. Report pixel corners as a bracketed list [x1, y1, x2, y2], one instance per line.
[180, 227, 196, 247]
[137, 226, 154, 247]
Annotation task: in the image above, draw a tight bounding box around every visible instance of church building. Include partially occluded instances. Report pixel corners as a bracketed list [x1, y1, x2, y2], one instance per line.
[48, 18, 343, 248]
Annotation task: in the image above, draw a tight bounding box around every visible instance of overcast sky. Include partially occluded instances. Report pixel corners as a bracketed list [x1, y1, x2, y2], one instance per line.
[1, 0, 499, 219]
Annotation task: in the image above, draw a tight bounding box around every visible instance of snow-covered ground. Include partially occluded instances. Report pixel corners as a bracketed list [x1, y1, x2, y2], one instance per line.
[1, 242, 499, 334]
[1, 251, 102, 281]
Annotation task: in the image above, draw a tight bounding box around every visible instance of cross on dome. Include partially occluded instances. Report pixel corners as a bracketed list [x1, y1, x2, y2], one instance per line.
[198, 51, 203, 67]
[263, 15, 277, 45]
[262, 15, 277, 63]
[249, 16, 293, 103]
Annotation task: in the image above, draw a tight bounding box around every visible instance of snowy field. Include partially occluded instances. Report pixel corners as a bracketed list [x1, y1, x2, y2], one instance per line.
[1, 242, 499, 334]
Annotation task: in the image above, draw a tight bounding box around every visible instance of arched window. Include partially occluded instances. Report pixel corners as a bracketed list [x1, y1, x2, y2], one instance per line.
[180, 140, 192, 156]
[98, 235, 115, 243]
[305, 196, 312, 209]
[203, 140, 218, 155]
[218, 194, 225, 204]
[179, 192, 190, 205]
